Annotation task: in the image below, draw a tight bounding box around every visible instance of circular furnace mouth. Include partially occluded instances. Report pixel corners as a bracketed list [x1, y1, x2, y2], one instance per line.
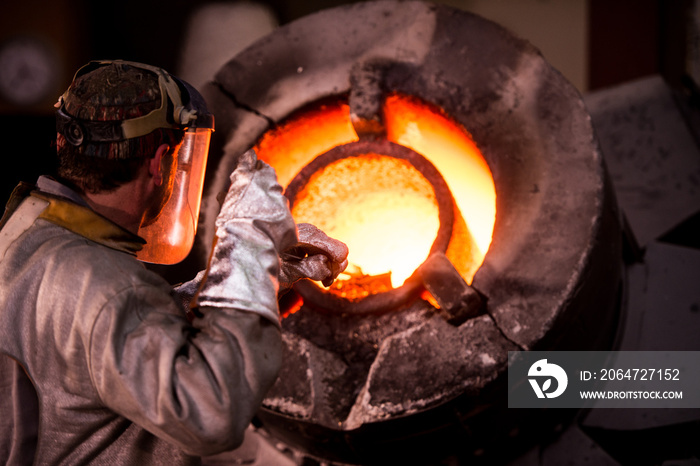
[245, 92, 493, 320]
[284, 139, 455, 314]
[201, 1, 625, 463]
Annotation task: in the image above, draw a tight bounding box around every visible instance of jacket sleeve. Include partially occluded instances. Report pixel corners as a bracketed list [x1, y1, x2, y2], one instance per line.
[88, 282, 282, 457]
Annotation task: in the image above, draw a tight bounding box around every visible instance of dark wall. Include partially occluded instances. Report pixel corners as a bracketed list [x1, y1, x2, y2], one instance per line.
[588, 0, 691, 90]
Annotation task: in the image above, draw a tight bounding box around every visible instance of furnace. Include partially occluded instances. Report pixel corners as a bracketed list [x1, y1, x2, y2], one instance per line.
[199, 1, 625, 463]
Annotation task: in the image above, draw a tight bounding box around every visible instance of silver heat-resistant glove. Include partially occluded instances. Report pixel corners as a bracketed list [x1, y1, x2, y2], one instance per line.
[279, 223, 349, 293]
[194, 150, 298, 326]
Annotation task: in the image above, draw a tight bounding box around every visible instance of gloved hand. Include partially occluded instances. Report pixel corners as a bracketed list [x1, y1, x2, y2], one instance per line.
[194, 150, 298, 326]
[279, 223, 349, 293]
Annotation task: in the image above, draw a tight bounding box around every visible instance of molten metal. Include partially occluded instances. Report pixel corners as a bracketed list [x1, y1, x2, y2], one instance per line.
[291, 153, 440, 288]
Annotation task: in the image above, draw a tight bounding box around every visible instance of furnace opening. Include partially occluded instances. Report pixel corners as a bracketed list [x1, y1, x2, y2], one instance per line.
[285, 139, 456, 302]
[255, 93, 496, 306]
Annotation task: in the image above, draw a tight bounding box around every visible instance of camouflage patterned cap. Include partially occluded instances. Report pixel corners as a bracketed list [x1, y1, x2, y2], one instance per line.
[62, 62, 161, 123]
[56, 61, 178, 160]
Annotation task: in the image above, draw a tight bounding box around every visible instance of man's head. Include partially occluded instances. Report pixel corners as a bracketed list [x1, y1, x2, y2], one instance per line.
[56, 62, 184, 194]
[55, 60, 214, 264]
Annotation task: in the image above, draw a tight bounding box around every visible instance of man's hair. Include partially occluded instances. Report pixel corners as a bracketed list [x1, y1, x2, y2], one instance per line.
[56, 63, 184, 194]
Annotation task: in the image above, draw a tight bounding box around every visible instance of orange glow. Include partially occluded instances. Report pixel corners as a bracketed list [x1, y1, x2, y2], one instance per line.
[290, 153, 441, 288]
[255, 94, 495, 296]
[384, 95, 496, 262]
[280, 293, 304, 319]
[255, 101, 358, 187]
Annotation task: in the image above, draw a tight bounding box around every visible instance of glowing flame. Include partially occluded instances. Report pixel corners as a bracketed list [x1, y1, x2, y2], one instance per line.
[255, 101, 358, 187]
[384, 95, 496, 260]
[290, 153, 440, 288]
[255, 94, 496, 294]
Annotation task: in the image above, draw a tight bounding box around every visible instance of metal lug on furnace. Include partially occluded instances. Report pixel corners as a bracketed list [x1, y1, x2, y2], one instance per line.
[349, 61, 386, 139]
[418, 252, 485, 326]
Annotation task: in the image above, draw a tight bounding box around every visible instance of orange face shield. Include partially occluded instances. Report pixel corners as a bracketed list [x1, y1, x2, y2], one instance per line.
[135, 126, 212, 264]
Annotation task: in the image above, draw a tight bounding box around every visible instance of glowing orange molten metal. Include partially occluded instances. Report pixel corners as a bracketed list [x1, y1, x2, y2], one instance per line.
[255, 94, 496, 297]
[291, 153, 441, 289]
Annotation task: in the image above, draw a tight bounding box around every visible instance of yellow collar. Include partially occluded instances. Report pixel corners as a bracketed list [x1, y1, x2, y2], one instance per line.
[32, 191, 145, 255]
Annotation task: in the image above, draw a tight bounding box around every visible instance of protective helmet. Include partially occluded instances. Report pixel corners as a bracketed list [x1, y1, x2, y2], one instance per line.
[55, 60, 214, 264]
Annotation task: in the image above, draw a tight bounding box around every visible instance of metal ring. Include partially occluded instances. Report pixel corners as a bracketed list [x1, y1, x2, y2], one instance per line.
[285, 139, 455, 315]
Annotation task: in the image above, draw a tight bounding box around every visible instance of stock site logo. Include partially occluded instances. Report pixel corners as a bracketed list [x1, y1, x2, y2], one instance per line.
[528, 359, 568, 398]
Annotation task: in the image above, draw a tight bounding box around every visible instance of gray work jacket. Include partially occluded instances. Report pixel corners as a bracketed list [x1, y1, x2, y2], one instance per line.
[0, 177, 282, 465]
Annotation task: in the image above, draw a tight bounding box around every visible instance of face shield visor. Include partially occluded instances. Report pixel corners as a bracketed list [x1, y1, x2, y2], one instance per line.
[136, 125, 212, 264]
[55, 60, 214, 264]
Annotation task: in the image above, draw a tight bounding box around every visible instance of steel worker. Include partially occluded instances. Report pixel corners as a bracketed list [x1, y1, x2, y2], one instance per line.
[0, 60, 347, 465]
